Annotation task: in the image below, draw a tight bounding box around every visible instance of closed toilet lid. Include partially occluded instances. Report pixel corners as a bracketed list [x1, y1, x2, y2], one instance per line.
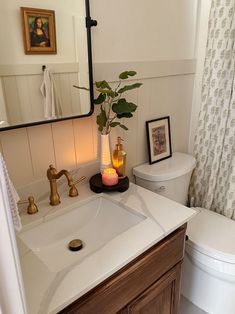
[187, 208, 235, 264]
[133, 152, 196, 181]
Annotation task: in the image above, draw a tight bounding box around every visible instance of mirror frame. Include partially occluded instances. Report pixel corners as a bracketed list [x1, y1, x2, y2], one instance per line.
[0, 0, 96, 132]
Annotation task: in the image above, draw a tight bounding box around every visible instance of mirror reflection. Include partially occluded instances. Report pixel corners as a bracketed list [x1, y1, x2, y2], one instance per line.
[0, 0, 92, 130]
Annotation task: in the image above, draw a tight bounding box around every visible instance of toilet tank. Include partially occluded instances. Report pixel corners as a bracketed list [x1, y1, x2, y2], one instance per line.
[133, 152, 196, 205]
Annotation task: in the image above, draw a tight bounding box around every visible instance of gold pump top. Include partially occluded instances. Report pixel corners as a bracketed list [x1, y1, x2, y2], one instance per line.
[116, 136, 124, 150]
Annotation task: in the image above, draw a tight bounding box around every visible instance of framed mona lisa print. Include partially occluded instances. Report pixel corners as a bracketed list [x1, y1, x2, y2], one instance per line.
[21, 7, 57, 54]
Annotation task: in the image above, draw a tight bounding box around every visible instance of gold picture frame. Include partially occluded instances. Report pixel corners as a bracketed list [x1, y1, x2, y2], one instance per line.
[21, 7, 57, 55]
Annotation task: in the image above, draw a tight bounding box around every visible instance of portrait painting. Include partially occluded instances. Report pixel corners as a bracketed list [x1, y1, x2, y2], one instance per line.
[21, 7, 57, 54]
[146, 116, 172, 164]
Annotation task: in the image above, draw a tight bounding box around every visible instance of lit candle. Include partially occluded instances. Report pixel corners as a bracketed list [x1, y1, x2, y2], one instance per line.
[102, 168, 118, 186]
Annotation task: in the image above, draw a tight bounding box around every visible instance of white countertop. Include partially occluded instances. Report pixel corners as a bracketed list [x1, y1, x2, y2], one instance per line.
[17, 182, 197, 314]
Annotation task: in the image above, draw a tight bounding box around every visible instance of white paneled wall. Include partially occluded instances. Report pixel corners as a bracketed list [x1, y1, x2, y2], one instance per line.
[0, 60, 195, 188]
[1, 67, 83, 125]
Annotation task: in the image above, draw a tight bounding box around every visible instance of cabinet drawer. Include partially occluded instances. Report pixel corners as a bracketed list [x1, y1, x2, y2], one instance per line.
[60, 224, 186, 314]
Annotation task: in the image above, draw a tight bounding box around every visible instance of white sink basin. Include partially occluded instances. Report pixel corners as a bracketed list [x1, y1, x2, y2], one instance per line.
[18, 196, 146, 272]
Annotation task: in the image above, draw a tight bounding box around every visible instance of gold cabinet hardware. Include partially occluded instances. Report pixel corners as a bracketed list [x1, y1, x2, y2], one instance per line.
[18, 196, 38, 215]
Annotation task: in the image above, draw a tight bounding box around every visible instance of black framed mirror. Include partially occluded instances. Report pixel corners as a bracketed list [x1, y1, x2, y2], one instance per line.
[0, 0, 96, 131]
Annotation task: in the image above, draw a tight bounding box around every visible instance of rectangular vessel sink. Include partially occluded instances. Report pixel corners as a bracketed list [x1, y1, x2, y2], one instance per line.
[18, 196, 146, 272]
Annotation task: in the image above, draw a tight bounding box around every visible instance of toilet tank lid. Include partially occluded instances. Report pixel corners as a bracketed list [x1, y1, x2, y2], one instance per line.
[133, 152, 196, 181]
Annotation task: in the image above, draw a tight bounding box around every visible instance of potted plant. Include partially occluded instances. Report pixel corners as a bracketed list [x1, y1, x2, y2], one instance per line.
[94, 71, 142, 171]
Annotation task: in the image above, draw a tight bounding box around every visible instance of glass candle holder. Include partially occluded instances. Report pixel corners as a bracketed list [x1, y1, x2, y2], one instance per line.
[102, 168, 118, 186]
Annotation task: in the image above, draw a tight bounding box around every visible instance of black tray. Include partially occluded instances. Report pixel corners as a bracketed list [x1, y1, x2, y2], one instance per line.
[89, 173, 129, 193]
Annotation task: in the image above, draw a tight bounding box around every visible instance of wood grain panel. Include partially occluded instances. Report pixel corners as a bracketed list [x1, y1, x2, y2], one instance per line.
[94, 60, 196, 82]
[126, 264, 181, 314]
[0, 128, 34, 186]
[52, 120, 76, 170]
[0, 60, 195, 188]
[122, 88, 138, 180]
[27, 75, 45, 121]
[2, 77, 22, 124]
[0, 63, 79, 76]
[68, 73, 82, 115]
[16, 76, 32, 123]
[27, 124, 55, 179]
[136, 79, 152, 165]
[73, 117, 97, 165]
[59, 74, 73, 116]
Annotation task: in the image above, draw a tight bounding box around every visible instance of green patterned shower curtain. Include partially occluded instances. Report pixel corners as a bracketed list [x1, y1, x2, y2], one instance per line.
[189, 0, 235, 219]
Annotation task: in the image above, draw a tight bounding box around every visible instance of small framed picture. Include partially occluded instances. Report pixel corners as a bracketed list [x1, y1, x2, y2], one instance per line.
[146, 116, 172, 164]
[21, 7, 57, 54]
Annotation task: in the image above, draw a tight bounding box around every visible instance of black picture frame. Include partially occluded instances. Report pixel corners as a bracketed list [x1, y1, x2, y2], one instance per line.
[0, 0, 97, 132]
[146, 116, 172, 164]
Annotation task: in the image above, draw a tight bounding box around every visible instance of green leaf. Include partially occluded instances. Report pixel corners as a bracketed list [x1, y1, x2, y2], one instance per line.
[96, 106, 107, 132]
[110, 121, 128, 130]
[117, 112, 133, 119]
[95, 80, 111, 90]
[119, 124, 128, 131]
[119, 71, 137, 80]
[98, 125, 103, 132]
[97, 89, 118, 98]
[110, 122, 120, 128]
[112, 98, 137, 115]
[94, 93, 106, 105]
[118, 83, 143, 94]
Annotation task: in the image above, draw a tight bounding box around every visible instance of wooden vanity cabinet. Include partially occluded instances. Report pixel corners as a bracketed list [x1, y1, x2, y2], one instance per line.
[59, 224, 186, 314]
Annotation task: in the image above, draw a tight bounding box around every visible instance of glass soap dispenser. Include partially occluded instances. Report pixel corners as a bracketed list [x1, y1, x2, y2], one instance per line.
[112, 137, 126, 178]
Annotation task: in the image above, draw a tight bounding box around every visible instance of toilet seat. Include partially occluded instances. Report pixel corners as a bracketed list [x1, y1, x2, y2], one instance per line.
[186, 207, 235, 279]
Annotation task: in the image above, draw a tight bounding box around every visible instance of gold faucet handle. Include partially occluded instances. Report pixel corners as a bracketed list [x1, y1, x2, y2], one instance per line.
[18, 196, 38, 215]
[74, 176, 86, 186]
[69, 176, 86, 197]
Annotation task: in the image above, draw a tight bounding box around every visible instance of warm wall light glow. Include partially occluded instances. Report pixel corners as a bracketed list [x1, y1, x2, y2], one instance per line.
[102, 168, 118, 186]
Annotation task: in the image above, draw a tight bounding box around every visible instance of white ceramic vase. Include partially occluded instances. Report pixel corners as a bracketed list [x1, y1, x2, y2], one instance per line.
[100, 134, 112, 172]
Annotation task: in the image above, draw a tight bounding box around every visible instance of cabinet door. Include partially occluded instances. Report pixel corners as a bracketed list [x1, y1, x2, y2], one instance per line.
[126, 263, 181, 314]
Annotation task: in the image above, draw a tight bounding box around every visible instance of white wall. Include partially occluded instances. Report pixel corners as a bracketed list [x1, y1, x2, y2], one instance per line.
[0, 0, 198, 189]
[91, 0, 198, 62]
[0, 0, 85, 65]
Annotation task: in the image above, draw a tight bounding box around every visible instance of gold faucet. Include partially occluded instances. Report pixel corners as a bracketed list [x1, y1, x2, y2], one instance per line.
[47, 165, 86, 206]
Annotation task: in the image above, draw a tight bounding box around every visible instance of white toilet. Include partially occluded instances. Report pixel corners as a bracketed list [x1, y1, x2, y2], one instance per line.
[133, 152, 235, 314]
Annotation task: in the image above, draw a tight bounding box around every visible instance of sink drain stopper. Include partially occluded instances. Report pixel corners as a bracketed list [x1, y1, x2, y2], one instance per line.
[68, 239, 83, 251]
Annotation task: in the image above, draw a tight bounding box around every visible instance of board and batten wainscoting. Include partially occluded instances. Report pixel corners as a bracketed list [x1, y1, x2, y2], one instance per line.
[0, 59, 195, 189]
[0, 64, 84, 125]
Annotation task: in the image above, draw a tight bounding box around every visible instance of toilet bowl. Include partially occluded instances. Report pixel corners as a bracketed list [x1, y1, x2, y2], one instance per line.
[182, 207, 235, 314]
[133, 152, 235, 314]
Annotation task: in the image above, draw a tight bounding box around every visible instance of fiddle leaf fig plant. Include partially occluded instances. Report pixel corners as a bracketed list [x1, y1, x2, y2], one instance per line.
[94, 71, 142, 134]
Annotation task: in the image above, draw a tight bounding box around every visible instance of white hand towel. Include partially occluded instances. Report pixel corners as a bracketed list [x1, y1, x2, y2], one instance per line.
[0, 154, 21, 231]
[40, 68, 57, 120]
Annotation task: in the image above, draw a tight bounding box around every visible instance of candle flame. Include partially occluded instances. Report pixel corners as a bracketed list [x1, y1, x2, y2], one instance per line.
[103, 168, 116, 175]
